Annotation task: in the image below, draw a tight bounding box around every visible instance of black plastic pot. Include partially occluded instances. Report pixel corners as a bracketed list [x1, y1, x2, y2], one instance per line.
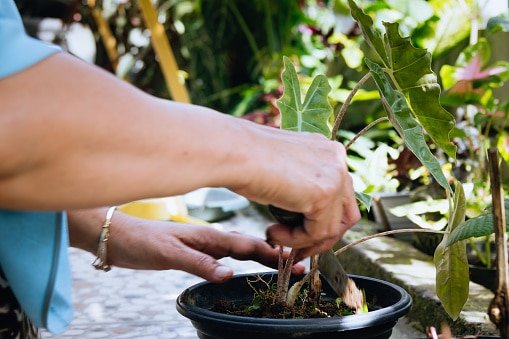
[177, 272, 412, 339]
[469, 264, 497, 292]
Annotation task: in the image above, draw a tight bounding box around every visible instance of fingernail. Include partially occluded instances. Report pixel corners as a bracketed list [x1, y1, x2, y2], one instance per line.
[214, 266, 232, 281]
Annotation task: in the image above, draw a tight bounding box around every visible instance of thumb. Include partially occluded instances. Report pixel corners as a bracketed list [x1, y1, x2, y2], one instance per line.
[173, 245, 233, 283]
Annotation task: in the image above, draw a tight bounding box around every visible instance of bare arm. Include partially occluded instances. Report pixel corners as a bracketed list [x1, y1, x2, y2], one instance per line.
[67, 208, 305, 282]
[0, 53, 252, 209]
[0, 53, 360, 252]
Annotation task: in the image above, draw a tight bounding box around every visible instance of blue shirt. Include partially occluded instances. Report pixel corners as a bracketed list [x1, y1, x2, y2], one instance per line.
[0, 0, 72, 334]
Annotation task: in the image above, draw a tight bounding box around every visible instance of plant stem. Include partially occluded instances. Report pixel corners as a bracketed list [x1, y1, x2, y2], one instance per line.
[304, 72, 371, 305]
[308, 254, 322, 304]
[345, 117, 389, 150]
[487, 148, 509, 336]
[330, 73, 372, 141]
[334, 229, 446, 256]
[276, 245, 284, 295]
[276, 248, 297, 304]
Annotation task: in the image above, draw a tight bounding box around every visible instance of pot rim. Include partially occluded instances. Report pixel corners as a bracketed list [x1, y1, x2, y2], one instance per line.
[176, 272, 412, 332]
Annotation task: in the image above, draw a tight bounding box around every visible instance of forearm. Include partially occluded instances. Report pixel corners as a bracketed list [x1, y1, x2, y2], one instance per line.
[67, 208, 306, 279]
[67, 208, 108, 254]
[1, 52, 360, 252]
[0, 53, 252, 209]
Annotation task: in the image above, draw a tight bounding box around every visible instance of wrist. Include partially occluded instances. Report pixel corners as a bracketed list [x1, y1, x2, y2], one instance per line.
[224, 120, 282, 203]
[195, 112, 255, 190]
[91, 206, 117, 271]
[68, 208, 110, 253]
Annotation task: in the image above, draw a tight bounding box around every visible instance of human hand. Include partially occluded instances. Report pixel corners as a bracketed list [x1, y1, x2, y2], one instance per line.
[68, 209, 305, 282]
[232, 124, 360, 257]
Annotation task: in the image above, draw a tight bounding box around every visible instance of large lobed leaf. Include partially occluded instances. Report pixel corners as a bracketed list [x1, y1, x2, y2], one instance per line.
[348, 0, 457, 161]
[277, 57, 333, 138]
[346, 0, 389, 66]
[365, 59, 450, 192]
[434, 182, 469, 320]
[276, 57, 371, 210]
[384, 23, 457, 159]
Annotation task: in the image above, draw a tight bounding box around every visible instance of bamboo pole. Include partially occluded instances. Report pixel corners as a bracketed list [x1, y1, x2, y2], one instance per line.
[137, 0, 190, 103]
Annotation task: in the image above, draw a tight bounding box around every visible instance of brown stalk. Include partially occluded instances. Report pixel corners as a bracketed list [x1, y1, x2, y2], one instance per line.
[334, 228, 446, 256]
[277, 69, 372, 307]
[345, 117, 389, 150]
[276, 245, 284, 302]
[330, 73, 372, 140]
[487, 148, 509, 337]
[308, 254, 322, 304]
[276, 248, 297, 304]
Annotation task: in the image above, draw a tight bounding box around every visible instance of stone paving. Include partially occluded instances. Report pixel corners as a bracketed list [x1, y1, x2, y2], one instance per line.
[42, 206, 422, 338]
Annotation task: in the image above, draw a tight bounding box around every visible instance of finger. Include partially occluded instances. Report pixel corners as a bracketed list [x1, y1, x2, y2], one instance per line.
[341, 174, 361, 231]
[294, 236, 341, 259]
[291, 263, 306, 275]
[222, 233, 306, 274]
[218, 231, 303, 267]
[170, 242, 234, 283]
[266, 223, 321, 249]
[192, 229, 305, 274]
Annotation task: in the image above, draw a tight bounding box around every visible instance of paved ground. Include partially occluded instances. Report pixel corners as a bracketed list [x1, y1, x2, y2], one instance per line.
[42, 206, 423, 338]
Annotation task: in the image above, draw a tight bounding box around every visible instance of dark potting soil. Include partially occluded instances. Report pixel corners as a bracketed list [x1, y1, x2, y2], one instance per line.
[211, 295, 378, 319]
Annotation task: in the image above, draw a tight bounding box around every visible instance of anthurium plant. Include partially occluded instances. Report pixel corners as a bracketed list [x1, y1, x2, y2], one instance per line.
[273, 0, 472, 320]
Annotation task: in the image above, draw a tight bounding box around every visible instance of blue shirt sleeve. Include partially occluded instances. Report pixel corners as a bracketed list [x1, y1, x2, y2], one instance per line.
[0, 0, 61, 79]
[0, 1, 72, 334]
[0, 210, 73, 334]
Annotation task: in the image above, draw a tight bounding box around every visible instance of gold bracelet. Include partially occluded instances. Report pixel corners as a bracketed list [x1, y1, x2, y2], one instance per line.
[92, 206, 117, 272]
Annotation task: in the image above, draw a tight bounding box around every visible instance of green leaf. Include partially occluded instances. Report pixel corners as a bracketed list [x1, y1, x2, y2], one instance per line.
[355, 192, 373, 211]
[446, 201, 509, 246]
[447, 214, 494, 246]
[348, 1, 456, 160]
[391, 199, 449, 217]
[383, 22, 457, 159]
[439, 64, 457, 91]
[487, 13, 509, 33]
[365, 59, 451, 192]
[390, 199, 448, 230]
[434, 182, 469, 320]
[277, 57, 333, 138]
[348, 0, 389, 66]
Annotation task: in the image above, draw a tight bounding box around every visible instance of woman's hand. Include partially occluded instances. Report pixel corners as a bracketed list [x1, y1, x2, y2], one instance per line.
[68, 209, 305, 282]
[231, 125, 361, 256]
